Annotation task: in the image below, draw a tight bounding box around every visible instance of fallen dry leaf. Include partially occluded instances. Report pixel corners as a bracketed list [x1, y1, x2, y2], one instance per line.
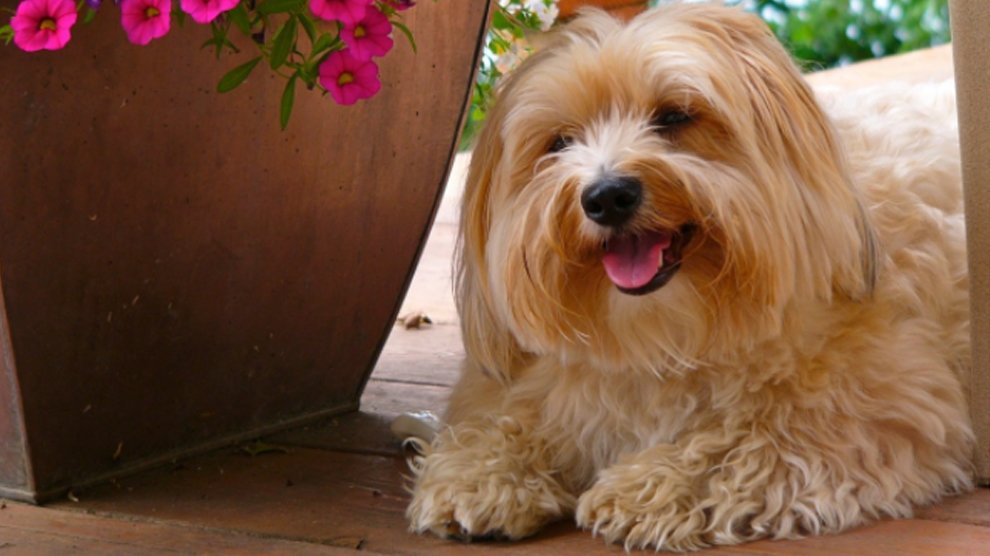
[397, 311, 433, 329]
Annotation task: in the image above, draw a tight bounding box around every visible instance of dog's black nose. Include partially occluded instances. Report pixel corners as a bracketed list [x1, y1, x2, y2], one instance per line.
[581, 176, 642, 227]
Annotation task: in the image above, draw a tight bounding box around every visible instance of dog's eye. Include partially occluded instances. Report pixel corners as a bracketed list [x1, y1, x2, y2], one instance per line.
[652, 109, 692, 129]
[548, 135, 570, 153]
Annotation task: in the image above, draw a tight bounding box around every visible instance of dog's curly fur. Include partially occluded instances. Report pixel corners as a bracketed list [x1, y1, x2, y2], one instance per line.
[406, 4, 973, 551]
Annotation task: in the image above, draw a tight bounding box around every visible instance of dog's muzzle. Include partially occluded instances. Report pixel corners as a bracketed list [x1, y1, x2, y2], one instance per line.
[581, 176, 694, 296]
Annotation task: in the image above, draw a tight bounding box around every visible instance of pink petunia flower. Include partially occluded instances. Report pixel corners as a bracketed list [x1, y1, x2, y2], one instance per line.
[384, 0, 413, 10]
[180, 0, 239, 24]
[340, 5, 393, 60]
[120, 0, 171, 45]
[309, 0, 371, 25]
[10, 0, 77, 52]
[318, 49, 381, 105]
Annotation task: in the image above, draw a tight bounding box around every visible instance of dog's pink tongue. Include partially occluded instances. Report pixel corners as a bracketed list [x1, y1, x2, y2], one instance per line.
[602, 232, 671, 289]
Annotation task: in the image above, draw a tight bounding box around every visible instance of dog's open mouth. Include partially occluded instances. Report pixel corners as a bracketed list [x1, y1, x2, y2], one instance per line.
[602, 224, 695, 295]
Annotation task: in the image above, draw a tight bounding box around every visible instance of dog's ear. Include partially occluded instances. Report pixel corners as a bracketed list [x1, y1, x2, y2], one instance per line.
[710, 8, 881, 301]
[456, 90, 527, 384]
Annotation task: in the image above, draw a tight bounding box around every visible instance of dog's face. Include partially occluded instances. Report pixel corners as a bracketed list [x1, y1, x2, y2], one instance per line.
[459, 5, 877, 377]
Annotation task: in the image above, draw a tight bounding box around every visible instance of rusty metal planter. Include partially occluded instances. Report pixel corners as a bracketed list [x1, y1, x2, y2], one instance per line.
[0, 1, 491, 502]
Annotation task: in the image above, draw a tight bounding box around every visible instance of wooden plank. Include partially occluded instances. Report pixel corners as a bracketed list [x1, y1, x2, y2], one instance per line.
[394, 221, 460, 325]
[54, 440, 990, 556]
[360, 379, 451, 418]
[53, 449, 429, 553]
[271, 380, 451, 455]
[52, 447, 515, 555]
[372, 324, 463, 387]
[916, 487, 990, 527]
[949, 0, 990, 485]
[730, 519, 990, 556]
[806, 44, 953, 88]
[270, 411, 404, 457]
[0, 501, 357, 555]
[54, 446, 766, 556]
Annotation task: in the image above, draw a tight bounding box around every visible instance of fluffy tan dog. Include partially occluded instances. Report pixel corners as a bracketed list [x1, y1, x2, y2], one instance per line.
[406, 4, 973, 551]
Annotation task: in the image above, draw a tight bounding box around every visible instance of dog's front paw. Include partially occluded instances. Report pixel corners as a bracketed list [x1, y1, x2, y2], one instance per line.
[405, 420, 575, 541]
[576, 468, 708, 551]
[406, 462, 573, 540]
[407, 465, 569, 541]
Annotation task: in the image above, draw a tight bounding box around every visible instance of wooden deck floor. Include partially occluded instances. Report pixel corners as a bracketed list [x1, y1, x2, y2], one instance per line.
[3, 316, 988, 555]
[3, 312, 988, 555]
[3, 45, 989, 554]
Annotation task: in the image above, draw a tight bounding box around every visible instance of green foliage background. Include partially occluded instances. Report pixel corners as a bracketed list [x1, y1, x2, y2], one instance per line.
[709, 0, 950, 70]
[461, 2, 553, 148]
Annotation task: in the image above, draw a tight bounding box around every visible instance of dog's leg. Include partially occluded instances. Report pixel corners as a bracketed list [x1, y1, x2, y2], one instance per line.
[576, 404, 973, 552]
[575, 430, 738, 551]
[575, 428, 838, 551]
[406, 411, 575, 540]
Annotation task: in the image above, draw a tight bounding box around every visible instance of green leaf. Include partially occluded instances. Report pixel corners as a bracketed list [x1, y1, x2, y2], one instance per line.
[492, 8, 511, 30]
[82, 7, 97, 24]
[217, 56, 262, 93]
[257, 0, 306, 16]
[206, 19, 230, 58]
[298, 13, 317, 43]
[391, 20, 416, 53]
[201, 36, 221, 50]
[228, 4, 252, 35]
[377, 1, 396, 18]
[270, 16, 297, 70]
[297, 61, 317, 89]
[222, 37, 240, 54]
[280, 73, 298, 130]
[202, 35, 240, 57]
[489, 35, 511, 55]
[173, 7, 186, 26]
[0, 24, 12, 45]
[310, 32, 340, 58]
